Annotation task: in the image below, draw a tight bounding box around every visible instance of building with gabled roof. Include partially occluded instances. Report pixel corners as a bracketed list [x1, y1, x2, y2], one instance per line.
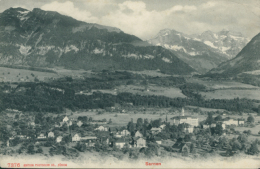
[56, 136, 63, 143]
[94, 126, 108, 131]
[120, 130, 130, 136]
[77, 121, 83, 127]
[160, 124, 166, 129]
[72, 133, 81, 142]
[155, 137, 162, 145]
[172, 141, 191, 155]
[171, 108, 199, 127]
[151, 127, 161, 134]
[135, 131, 143, 138]
[135, 137, 146, 148]
[115, 138, 131, 149]
[63, 116, 69, 122]
[37, 133, 47, 140]
[48, 131, 55, 138]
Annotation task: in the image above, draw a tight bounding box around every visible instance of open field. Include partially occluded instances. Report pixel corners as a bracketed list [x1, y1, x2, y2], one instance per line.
[0, 67, 59, 82]
[79, 84, 186, 98]
[126, 70, 171, 77]
[51, 67, 88, 77]
[188, 78, 259, 90]
[186, 106, 226, 112]
[200, 89, 260, 100]
[116, 85, 186, 98]
[0, 66, 90, 83]
[235, 125, 260, 135]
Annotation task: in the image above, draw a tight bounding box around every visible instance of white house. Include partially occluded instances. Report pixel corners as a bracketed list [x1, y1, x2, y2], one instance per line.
[173, 108, 199, 126]
[221, 123, 226, 129]
[151, 127, 162, 134]
[77, 121, 83, 127]
[80, 136, 97, 141]
[37, 133, 46, 139]
[115, 132, 122, 138]
[115, 138, 128, 149]
[56, 136, 63, 143]
[120, 130, 130, 136]
[159, 124, 166, 129]
[135, 131, 143, 138]
[203, 124, 210, 129]
[28, 122, 35, 126]
[238, 120, 245, 126]
[48, 132, 54, 138]
[223, 119, 238, 126]
[63, 116, 69, 122]
[173, 116, 199, 127]
[18, 135, 26, 139]
[94, 126, 108, 131]
[136, 138, 146, 148]
[72, 134, 81, 142]
[210, 123, 216, 128]
[155, 137, 162, 145]
[9, 137, 15, 140]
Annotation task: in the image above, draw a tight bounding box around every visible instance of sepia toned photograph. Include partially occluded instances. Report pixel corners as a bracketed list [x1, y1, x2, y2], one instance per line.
[0, 0, 260, 168]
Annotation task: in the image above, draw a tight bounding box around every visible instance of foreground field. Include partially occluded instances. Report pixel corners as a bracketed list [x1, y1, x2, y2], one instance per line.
[1, 153, 260, 168]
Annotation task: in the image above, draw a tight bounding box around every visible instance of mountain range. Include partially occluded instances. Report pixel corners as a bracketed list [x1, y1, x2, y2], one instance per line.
[0, 7, 195, 75]
[207, 32, 260, 77]
[147, 29, 249, 73]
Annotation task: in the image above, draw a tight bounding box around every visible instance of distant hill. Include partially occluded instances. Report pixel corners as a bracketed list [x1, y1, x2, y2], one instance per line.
[147, 29, 248, 74]
[0, 7, 195, 75]
[206, 32, 260, 77]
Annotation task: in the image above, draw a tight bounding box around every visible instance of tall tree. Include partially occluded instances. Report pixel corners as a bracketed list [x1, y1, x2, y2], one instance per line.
[205, 112, 214, 125]
[136, 118, 143, 130]
[247, 142, 259, 155]
[127, 121, 135, 133]
[247, 115, 255, 123]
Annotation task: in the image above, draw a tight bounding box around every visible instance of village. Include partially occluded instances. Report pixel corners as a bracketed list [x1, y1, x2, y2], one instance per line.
[1, 107, 259, 158]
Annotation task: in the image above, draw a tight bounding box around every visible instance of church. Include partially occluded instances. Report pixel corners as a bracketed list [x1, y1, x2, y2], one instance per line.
[171, 108, 199, 127]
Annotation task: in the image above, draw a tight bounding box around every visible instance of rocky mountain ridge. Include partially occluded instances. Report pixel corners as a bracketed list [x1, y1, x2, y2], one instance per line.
[147, 29, 249, 73]
[207, 32, 260, 77]
[0, 7, 195, 75]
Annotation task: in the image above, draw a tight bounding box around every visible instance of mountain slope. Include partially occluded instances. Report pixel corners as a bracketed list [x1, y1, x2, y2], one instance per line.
[147, 29, 248, 74]
[207, 32, 260, 77]
[0, 7, 195, 75]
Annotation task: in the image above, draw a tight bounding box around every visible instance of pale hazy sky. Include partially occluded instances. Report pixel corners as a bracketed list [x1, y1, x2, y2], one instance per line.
[1, 0, 260, 40]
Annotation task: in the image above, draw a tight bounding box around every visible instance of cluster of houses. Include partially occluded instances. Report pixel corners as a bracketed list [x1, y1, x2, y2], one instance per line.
[7, 108, 248, 156]
[203, 117, 245, 130]
[7, 114, 149, 149]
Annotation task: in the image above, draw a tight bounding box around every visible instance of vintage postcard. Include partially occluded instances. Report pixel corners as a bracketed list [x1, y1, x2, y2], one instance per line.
[0, 0, 260, 168]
